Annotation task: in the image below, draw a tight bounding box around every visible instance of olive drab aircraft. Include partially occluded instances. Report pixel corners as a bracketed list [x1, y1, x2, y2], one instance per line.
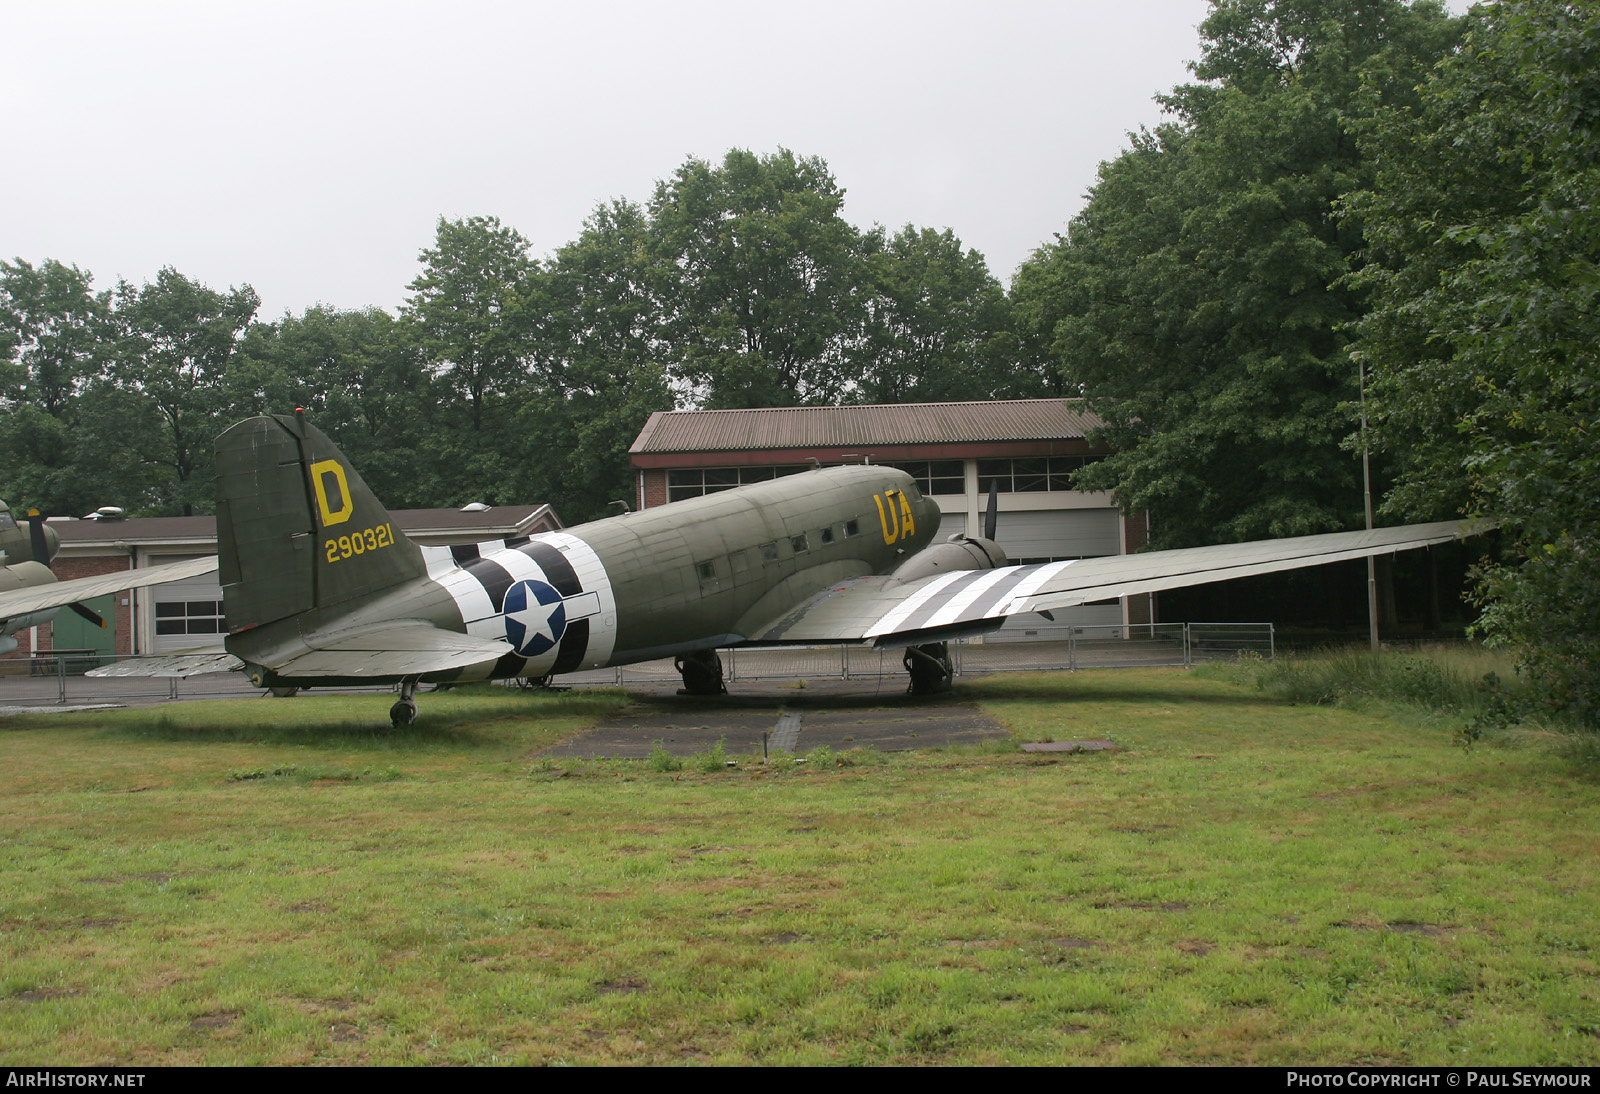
[0, 499, 218, 657]
[1, 412, 1486, 727]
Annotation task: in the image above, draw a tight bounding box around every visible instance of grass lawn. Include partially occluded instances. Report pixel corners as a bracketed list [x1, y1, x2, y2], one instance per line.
[1, 669, 1596, 1065]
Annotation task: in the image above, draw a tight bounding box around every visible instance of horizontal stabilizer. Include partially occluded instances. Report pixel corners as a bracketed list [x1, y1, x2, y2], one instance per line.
[0, 557, 219, 621]
[270, 621, 510, 678]
[88, 652, 244, 678]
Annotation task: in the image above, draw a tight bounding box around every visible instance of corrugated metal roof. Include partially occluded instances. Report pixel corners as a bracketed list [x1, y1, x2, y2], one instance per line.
[630, 399, 1105, 454]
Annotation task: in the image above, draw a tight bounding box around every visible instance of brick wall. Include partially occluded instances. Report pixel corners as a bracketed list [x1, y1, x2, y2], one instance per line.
[641, 469, 668, 509]
[27, 556, 133, 655]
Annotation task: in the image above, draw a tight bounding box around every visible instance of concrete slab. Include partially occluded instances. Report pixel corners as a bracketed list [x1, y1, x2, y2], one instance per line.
[542, 686, 1009, 759]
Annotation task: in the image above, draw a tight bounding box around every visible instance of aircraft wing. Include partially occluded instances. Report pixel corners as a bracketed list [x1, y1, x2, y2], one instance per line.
[0, 557, 220, 620]
[88, 651, 245, 678]
[751, 520, 1487, 647]
[86, 621, 509, 679]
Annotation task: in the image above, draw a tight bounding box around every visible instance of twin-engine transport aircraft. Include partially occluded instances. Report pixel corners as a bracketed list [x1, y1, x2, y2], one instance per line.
[1, 413, 1485, 726]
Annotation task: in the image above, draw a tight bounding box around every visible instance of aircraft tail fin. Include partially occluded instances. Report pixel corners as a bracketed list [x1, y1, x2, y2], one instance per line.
[215, 413, 427, 632]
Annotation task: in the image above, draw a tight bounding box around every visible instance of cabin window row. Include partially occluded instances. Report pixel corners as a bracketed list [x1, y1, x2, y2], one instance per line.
[695, 519, 863, 586]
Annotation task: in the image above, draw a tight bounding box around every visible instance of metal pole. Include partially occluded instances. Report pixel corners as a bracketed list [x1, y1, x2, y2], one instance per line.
[1360, 360, 1379, 654]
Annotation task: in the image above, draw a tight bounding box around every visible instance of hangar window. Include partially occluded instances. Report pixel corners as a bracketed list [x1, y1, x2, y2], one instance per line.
[667, 465, 813, 502]
[889, 461, 964, 496]
[977, 456, 1106, 494]
[156, 600, 227, 636]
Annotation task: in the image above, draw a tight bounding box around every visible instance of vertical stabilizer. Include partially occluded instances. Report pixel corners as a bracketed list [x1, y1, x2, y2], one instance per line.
[215, 414, 426, 631]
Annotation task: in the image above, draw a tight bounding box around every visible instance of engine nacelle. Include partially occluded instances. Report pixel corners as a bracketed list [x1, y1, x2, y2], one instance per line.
[890, 535, 1007, 584]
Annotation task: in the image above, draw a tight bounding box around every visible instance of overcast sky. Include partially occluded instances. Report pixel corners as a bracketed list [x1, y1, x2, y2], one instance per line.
[6, 1, 1229, 317]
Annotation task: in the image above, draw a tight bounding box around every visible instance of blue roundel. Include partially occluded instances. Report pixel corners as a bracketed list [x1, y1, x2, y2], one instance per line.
[503, 579, 567, 657]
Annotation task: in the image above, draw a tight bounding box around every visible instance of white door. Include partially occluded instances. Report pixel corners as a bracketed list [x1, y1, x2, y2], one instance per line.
[150, 562, 227, 653]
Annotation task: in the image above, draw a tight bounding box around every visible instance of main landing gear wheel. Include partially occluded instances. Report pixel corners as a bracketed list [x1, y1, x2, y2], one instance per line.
[675, 649, 728, 696]
[390, 677, 420, 728]
[904, 642, 953, 696]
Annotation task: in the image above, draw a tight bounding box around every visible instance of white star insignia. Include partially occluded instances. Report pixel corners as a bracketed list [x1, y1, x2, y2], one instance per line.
[509, 596, 562, 647]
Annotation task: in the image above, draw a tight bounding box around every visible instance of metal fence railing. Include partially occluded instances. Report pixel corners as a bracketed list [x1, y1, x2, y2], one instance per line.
[557, 623, 1275, 688]
[1, 623, 1274, 704]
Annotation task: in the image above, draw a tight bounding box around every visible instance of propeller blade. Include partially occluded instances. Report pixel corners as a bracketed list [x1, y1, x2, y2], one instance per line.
[26, 510, 51, 569]
[983, 480, 998, 541]
[68, 601, 109, 629]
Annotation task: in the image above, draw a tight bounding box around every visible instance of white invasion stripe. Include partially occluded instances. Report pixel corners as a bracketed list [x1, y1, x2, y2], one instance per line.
[1002, 560, 1076, 616]
[920, 567, 1018, 631]
[864, 571, 969, 639]
[420, 545, 458, 580]
[538, 532, 620, 670]
[438, 567, 497, 638]
[463, 545, 546, 624]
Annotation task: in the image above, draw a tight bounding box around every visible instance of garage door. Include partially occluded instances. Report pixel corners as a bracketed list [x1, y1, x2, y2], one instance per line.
[934, 512, 966, 541]
[992, 509, 1123, 641]
[997, 509, 1121, 563]
[151, 560, 227, 654]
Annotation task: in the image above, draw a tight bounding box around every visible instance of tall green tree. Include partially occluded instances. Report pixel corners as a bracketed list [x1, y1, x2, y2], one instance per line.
[647, 149, 868, 408]
[237, 305, 435, 507]
[402, 216, 545, 505]
[1011, 0, 1462, 548]
[404, 216, 541, 433]
[110, 268, 260, 516]
[529, 200, 673, 521]
[1349, 0, 1600, 723]
[0, 259, 145, 515]
[855, 226, 1019, 404]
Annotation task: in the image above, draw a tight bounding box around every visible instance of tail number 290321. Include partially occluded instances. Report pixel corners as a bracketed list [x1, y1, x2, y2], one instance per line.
[325, 523, 394, 563]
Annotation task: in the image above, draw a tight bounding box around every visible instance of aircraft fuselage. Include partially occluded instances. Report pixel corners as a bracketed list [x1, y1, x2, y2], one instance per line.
[228, 464, 941, 686]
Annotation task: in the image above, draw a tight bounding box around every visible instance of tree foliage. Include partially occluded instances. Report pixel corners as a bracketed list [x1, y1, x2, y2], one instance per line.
[3, 148, 1013, 523]
[647, 149, 869, 408]
[1010, 0, 1462, 548]
[856, 226, 1021, 404]
[531, 200, 672, 522]
[1349, 0, 1600, 724]
[112, 268, 261, 515]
